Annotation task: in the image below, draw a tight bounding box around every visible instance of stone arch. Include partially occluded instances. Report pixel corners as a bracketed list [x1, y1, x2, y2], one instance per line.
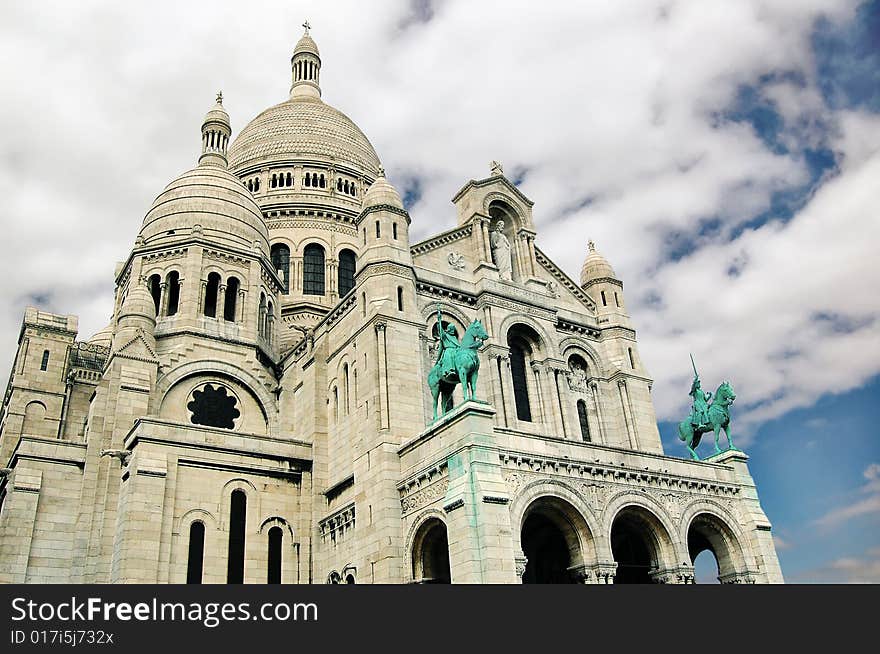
[509, 479, 602, 564]
[405, 509, 451, 584]
[154, 361, 278, 434]
[22, 400, 48, 437]
[175, 507, 218, 534]
[484, 192, 529, 230]
[497, 314, 556, 359]
[219, 478, 260, 531]
[258, 516, 295, 540]
[293, 234, 332, 253]
[420, 302, 470, 336]
[559, 338, 606, 377]
[604, 493, 682, 583]
[681, 501, 754, 582]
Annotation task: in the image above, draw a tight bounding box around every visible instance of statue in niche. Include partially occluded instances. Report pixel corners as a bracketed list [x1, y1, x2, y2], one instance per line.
[568, 360, 589, 392]
[490, 220, 513, 281]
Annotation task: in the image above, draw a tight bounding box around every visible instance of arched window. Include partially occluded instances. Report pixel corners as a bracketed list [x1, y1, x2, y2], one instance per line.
[361, 292, 366, 317]
[343, 180, 349, 194]
[248, 180, 253, 192]
[271, 174, 277, 189]
[227, 490, 247, 584]
[254, 178, 260, 191]
[23, 401, 46, 436]
[337, 179, 343, 191]
[186, 521, 205, 584]
[343, 364, 350, 416]
[332, 387, 338, 422]
[258, 293, 267, 339]
[319, 174, 325, 188]
[601, 290, 607, 306]
[375, 221, 381, 238]
[271, 243, 291, 293]
[577, 400, 591, 442]
[507, 325, 541, 423]
[267, 526, 283, 584]
[40, 349, 50, 371]
[338, 249, 356, 297]
[628, 347, 636, 369]
[614, 292, 620, 307]
[397, 286, 404, 312]
[148, 274, 161, 315]
[311, 173, 318, 187]
[346, 574, 356, 584]
[304, 173, 311, 187]
[286, 172, 292, 187]
[224, 277, 240, 322]
[267, 301, 274, 344]
[303, 244, 325, 295]
[166, 271, 180, 316]
[393, 223, 398, 240]
[204, 272, 221, 318]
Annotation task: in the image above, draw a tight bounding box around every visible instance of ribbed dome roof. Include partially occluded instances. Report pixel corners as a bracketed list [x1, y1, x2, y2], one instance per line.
[580, 241, 616, 285]
[140, 166, 269, 251]
[363, 169, 403, 209]
[88, 321, 115, 348]
[228, 98, 382, 176]
[294, 33, 319, 56]
[119, 283, 157, 324]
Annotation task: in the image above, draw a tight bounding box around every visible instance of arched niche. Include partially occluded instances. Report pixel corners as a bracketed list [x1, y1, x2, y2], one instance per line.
[409, 515, 451, 584]
[609, 504, 679, 584]
[519, 495, 596, 583]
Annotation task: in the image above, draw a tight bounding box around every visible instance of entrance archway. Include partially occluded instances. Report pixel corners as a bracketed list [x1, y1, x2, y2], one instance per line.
[411, 518, 451, 584]
[687, 512, 746, 583]
[520, 496, 592, 584]
[611, 506, 672, 584]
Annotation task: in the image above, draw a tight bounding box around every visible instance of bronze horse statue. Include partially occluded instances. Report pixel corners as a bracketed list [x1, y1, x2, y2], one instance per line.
[428, 315, 488, 420]
[678, 380, 737, 460]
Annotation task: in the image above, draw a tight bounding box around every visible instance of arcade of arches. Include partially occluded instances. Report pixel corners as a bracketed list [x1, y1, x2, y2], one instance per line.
[402, 497, 751, 584]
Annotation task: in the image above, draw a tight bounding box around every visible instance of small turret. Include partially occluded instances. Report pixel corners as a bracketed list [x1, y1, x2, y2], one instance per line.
[290, 21, 321, 100]
[112, 279, 156, 353]
[357, 167, 412, 266]
[580, 240, 626, 314]
[199, 92, 231, 168]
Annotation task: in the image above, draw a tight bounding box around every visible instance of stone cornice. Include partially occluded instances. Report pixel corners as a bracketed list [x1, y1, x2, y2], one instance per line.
[355, 203, 410, 226]
[534, 246, 597, 312]
[451, 174, 534, 208]
[410, 224, 473, 256]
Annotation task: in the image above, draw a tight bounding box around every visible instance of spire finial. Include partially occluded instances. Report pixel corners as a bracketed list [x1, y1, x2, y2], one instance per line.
[490, 160, 504, 176]
[302, 19, 311, 35]
[588, 239, 596, 252]
[216, 90, 223, 105]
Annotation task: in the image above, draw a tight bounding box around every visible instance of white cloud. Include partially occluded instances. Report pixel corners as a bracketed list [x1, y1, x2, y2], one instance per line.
[791, 545, 880, 583]
[0, 0, 877, 446]
[815, 463, 880, 528]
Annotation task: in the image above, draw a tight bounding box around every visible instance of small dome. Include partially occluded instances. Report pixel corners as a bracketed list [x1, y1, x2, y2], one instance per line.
[580, 240, 616, 285]
[140, 166, 269, 251]
[203, 97, 229, 128]
[363, 169, 403, 209]
[294, 33, 320, 57]
[119, 283, 156, 324]
[88, 321, 115, 348]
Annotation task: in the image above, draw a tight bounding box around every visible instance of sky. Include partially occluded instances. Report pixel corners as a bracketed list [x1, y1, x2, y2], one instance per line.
[0, 0, 878, 582]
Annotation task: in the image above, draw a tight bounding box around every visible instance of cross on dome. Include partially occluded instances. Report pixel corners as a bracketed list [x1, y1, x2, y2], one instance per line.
[588, 239, 596, 252]
[302, 19, 311, 34]
[216, 90, 223, 105]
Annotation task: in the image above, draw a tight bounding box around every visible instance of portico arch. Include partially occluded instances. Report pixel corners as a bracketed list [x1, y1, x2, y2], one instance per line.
[609, 503, 678, 584]
[410, 515, 451, 584]
[684, 506, 751, 583]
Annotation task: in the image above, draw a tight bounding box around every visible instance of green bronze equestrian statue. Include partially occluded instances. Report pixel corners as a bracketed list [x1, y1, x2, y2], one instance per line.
[678, 354, 738, 460]
[427, 305, 488, 420]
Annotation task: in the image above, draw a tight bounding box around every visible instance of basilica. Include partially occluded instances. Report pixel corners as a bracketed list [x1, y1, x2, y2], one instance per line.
[0, 28, 782, 584]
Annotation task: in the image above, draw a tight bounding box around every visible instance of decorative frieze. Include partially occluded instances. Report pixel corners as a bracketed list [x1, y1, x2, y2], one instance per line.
[318, 503, 355, 543]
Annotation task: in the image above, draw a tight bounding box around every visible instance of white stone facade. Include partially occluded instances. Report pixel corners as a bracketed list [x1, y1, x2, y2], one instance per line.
[0, 30, 782, 584]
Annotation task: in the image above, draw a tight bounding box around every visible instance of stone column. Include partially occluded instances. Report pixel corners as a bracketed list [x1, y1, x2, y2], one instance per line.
[554, 369, 570, 438]
[590, 380, 606, 444]
[481, 220, 492, 263]
[375, 322, 389, 430]
[514, 554, 528, 583]
[618, 379, 638, 449]
[526, 235, 538, 278]
[158, 282, 168, 317]
[529, 361, 546, 427]
[198, 280, 207, 317]
[497, 355, 516, 427]
[217, 284, 227, 320]
[236, 288, 246, 323]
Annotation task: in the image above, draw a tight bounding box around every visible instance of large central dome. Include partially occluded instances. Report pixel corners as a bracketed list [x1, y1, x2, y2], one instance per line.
[228, 97, 381, 176]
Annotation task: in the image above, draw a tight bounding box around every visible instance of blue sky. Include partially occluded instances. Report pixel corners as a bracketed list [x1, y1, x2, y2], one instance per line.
[0, 1, 878, 581]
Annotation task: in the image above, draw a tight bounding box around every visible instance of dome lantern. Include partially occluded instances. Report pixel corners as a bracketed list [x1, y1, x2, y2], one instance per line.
[199, 91, 231, 168]
[290, 21, 322, 100]
[580, 239, 616, 286]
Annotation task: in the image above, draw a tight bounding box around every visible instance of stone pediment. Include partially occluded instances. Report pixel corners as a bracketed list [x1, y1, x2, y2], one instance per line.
[111, 330, 159, 364]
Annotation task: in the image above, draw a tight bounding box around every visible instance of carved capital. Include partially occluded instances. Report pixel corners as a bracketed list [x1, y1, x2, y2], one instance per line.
[374, 321, 387, 333]
[515, 556, 528, 580]
[567, 564, 593, 584]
